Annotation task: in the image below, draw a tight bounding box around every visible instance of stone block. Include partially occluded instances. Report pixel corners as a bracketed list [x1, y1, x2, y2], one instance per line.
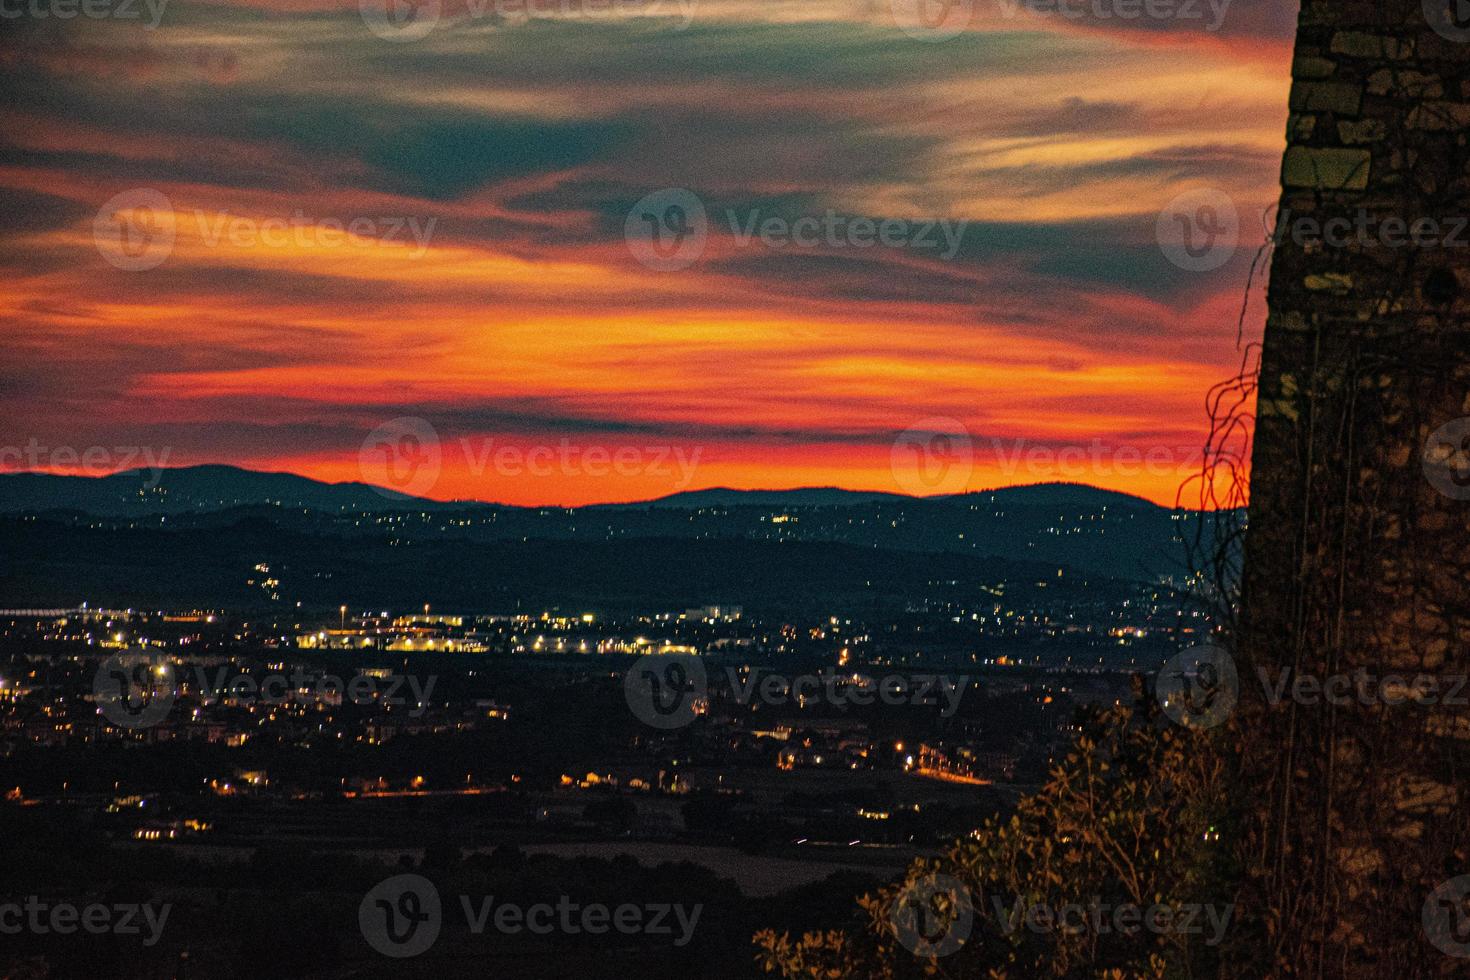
[1338, 119, 1386, 144]
[1366, 69, 1444, 99]
[1293, 55, 1338, 79]
[1305, 272, 1355, 291]
[1290, 82, 1364, 115]
[1288, 113, 1318, 140]
[1330, 31, 1414, 60]
[1406, 102, 1470, 130]
[1282, 147, 1372, 190]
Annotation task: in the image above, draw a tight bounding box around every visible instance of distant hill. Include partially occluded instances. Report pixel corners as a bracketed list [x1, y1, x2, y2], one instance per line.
[970, 482, 1158, 509]
[0, 467, 1237, 586]
[0, 465, 472, 516]
[611, 487, 915, 509]
[614, 483, 1156, 511]
[1, 467, 1160, 518]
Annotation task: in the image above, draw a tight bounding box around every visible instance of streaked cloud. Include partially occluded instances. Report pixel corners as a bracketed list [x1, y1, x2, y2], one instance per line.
[0, 0, 1291, 504]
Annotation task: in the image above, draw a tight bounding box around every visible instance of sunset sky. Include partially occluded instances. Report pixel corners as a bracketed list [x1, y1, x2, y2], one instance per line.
[2, 0, 1296, 506]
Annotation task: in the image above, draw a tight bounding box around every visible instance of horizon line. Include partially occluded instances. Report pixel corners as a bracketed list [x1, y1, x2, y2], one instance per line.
[0, 462, 1238, 512]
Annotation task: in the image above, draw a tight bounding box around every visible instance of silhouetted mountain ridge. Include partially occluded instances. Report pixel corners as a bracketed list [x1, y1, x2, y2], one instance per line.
[0, 467, 1235, 586]
[0, 466, 1162, 516]
[0, 464, 466, 516]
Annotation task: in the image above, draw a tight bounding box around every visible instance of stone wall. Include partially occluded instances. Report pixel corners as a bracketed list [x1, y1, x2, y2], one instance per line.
[1239, 2, 1470, 976]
